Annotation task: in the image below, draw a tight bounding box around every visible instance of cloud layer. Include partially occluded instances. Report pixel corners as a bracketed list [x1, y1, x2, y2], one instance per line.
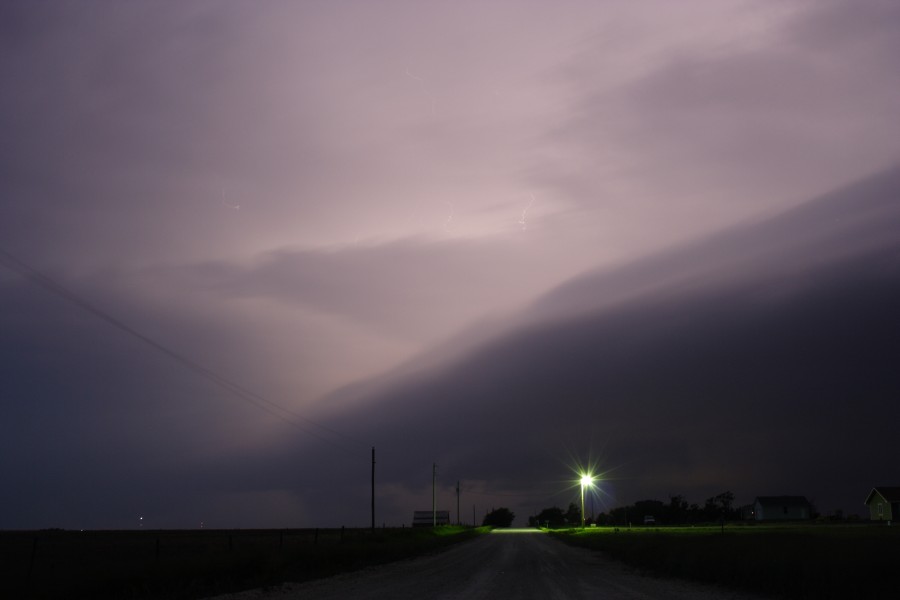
[1, 0, 899, 528]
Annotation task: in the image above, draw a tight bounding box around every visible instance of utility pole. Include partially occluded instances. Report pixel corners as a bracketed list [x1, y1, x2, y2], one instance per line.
[456, 481, 460, 526]
[371, 447, 375, 531]
[432, 463, 437, 528]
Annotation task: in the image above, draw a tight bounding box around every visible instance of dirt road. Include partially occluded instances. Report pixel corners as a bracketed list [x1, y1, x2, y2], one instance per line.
[209, 529, 769, 600]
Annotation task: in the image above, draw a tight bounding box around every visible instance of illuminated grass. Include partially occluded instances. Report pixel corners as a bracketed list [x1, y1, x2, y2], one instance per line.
[490, 527, 545, 534]
[553, 523, 900, 598]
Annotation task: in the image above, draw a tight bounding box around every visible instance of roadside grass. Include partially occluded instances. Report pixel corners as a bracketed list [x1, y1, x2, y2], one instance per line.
[552, 523, 900, 598]
[0, 526, 486, 600]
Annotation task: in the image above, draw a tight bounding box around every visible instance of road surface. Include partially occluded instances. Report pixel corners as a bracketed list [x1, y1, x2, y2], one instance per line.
[208, 529, 769, 600]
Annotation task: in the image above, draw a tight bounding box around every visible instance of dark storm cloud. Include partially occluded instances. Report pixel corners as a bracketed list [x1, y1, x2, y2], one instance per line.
[532, 165, 900, 321]
[309, 167, 900, 522]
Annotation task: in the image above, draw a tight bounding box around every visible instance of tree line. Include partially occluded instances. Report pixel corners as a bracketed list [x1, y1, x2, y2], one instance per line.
[528, 491, 740, 527]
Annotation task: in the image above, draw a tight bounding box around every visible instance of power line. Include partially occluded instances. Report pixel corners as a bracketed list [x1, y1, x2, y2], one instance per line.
[0, 247, 366, 450]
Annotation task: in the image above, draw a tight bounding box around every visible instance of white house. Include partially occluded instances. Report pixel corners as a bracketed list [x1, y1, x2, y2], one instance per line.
[864, 487, 900, 521]
[751, 496, 811, 520]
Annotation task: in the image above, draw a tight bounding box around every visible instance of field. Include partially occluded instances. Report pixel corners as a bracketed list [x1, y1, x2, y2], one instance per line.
[0, 526, 484, 600]
[553, 522, 900, 599]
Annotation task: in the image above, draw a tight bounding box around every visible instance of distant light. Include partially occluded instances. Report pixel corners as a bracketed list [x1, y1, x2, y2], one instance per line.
[580, 474, 594, 486]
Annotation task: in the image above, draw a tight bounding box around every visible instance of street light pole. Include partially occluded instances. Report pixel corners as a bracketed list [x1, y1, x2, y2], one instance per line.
[581, 481, 586, 529]
[580, 474, 593, 529]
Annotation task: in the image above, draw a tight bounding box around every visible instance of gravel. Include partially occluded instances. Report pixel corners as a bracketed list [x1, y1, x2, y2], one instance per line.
[204, 529, 772, 600]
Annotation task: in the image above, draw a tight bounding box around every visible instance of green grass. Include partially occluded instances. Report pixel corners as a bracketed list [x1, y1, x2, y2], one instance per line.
[0, 526, 485, 600]
[552, 523, 900, 598]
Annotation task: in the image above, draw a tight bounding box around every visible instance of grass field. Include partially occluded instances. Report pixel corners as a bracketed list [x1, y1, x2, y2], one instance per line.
[553, 522, 900, 599]
[0, 526, 485, 600]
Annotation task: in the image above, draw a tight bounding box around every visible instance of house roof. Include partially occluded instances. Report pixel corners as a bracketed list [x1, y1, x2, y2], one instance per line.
[754, 496, 809, 507]
[864, 487, 900, 504]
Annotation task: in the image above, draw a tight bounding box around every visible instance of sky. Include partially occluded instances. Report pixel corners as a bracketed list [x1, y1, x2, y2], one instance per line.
[1, 0, 899, 529]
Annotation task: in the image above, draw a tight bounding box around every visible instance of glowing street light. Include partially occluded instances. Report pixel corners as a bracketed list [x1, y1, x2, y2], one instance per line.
[580, 474, 594, 529]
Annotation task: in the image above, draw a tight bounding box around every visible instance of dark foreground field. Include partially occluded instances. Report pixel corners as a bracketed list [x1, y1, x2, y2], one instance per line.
[0, 526, 483, 599]
[554, 522, 900, 599]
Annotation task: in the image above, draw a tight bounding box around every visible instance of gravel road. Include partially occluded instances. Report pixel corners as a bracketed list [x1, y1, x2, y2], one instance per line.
[207, 529, 771, 600]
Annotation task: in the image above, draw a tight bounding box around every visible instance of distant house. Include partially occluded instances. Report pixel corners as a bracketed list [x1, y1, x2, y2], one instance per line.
[412, 510, 451, 527]
[864, 487, 900, 521]
[751, 496, 811, 520]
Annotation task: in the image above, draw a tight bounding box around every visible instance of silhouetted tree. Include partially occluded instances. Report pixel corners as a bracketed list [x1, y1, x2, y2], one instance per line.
[715, 491, 735, 513]
[483, 507, 515, 528]
[609, 505, 630, 525]
[530, 506, 566, 528]
[593, 511, 611, 525]
[603, 492, 745, 527]
[704, 491, 737, 520]
[668, 495, 689, 523]
[564, 502, 581, 526]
